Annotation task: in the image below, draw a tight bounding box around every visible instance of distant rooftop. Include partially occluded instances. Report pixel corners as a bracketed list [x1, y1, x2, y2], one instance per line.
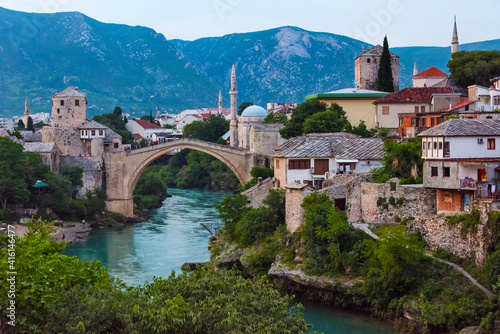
[414, 67, 448, 78]
[53, 86, 86, 98]
[356, 44, 399, 59]
[374, 87, 453, 104]
[418, 119, 500, 137]
[306, 88, 388, 100]
[23, 142, 57, 153]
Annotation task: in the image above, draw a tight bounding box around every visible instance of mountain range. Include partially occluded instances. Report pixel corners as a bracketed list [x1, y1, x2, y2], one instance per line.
[0, 6, 499, 119]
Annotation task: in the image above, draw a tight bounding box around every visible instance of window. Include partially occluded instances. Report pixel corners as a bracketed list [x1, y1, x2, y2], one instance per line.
[488, 138, 495, 150]
[444, 141, 450, 157]
[276, 160, 279, 169]
[314, 159, 329, 175]
[439, 142, 443, 150]
[433, 142, 437, 150]
[91, 130, 96, 136]
[421, 106, 426, 113]
[443, 167, 450, 177]
[60, 100, 64, 106]
[422, 142, 427, 150]
[289, 159, 311, 170]
[367, 58, 371, 63]
[415, 106, 419, 113]
[75, 100, 80, 106]
[114, 143, 119, 149]
[411, 118, 416, 126]
[338, 162, 356, 174]
[99, 130, 104, 136]
[382, 106, 389, 115]
[431, 167, 438, 177]
[431, 118, 435, 126]
[57, 108, 60, 114]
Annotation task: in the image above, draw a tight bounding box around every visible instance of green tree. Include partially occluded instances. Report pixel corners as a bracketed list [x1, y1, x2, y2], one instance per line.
[17, 119, 25, 130]
[238, 101, 254, 115]
[0, 138, 30, 209]
[263, 113, 288, 125]
[280, 99, 327, 139]
[350, 120, 374, 138]
[183, 115, 229, 143]
[302, 103, 350, 134]
[26, 116, 34, 131]
[372, 137, 423, 184]
[377, 36, 395, 92]
[448, 50, 500, 87]
[33, 121, 48, 129]
[7, 129, 23, 140]
[93, 112, 134, 145]
[113, 106, 123, 116]
[217, 194, 251, 238]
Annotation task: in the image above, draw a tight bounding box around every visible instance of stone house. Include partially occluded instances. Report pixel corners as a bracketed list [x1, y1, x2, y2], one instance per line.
[418, 118, 500, 212]
[23, 142, 61, 174]
[354, 44, 400, 92]
[273, 133, 383, 189]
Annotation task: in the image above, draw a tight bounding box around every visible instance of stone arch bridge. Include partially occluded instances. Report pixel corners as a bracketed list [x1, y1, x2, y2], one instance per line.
[105, 138, 259, 216]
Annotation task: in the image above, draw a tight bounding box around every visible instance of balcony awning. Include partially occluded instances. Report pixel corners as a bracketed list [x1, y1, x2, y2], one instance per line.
[336, 159, 359, 163]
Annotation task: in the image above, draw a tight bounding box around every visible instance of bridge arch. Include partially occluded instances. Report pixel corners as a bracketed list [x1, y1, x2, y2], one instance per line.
[127, 141, 249, 197]
[105, 138, 256, 216]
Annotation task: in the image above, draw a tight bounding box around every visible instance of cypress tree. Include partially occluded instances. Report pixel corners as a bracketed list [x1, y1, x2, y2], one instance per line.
[26, 116, 34, 131]
[18, 119, 25, 130]
[377, 36, 395, 92]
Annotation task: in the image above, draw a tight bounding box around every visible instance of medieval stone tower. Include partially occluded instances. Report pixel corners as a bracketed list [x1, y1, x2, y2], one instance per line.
[229, 64, 239, 148]
[354, 45, 400, 91]
[50, 86, 87, 128]
[451, 16, 459, 55]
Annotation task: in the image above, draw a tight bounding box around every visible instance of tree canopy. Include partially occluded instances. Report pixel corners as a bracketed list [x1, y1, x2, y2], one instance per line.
[93, 111, 134, 145]
[238, 102, 254, 115]
[302, 103, 350, 135]
[377, 36, 395, 92]
[182, 115, 229, 143]
[279, 99, 328, 139]
[448, 50, 500, 87]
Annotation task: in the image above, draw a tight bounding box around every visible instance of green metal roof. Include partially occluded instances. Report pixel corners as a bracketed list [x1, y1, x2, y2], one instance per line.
[33, 180, 49, 188]
[306, 92, 388, 100]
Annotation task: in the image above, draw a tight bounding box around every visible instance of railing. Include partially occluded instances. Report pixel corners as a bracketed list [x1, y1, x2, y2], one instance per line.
[443, 149, 450, 158]
[460, 178, 476, 189]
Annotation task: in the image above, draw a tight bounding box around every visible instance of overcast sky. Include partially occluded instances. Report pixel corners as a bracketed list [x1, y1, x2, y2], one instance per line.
[1, 0, 499, 47]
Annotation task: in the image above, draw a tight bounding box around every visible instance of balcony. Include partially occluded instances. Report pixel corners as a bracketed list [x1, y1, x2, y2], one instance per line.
[460, 177, 476, 189]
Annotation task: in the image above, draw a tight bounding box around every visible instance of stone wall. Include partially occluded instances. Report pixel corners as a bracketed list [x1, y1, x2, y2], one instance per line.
[345, 175, 373, 222]
[60, 156, 103, 199]
[408, 200, 494, 264]
[42, 126, 85, 156]
[241, 177, 274, 208]
[285, 182, 312, 233]
[347, 178, 436, 224]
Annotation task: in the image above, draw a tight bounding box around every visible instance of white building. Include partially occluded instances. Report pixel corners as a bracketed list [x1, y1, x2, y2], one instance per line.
[419, 119, 500, 212]
[125, 119, 165, 140]
[467, 85, 500, 112]
[273, 133, 383, 189]
[176, 114, 202, 131]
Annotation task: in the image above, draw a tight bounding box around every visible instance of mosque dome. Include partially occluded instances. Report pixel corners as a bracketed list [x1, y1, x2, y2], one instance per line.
[225, 114, 233, 121]
[241, 105, 268, 117]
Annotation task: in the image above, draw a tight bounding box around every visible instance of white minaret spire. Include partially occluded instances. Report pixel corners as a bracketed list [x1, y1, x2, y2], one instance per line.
[229, 64, 238, 147]
[24, 96, 29, 115]
[413, 60, 418, 77]
[451, 16, 459, 56]
[218, 90, 222, 115]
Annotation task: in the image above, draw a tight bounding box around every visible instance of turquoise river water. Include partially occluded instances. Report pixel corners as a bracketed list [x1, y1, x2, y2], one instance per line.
[63, 188, 396, 334]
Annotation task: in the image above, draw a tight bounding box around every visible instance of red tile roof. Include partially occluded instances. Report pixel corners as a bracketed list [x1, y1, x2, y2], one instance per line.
[414, 67, 448, 78]
[444, 98, 475, 112]
[200, 113, 211, 119]
[132, 134, 143, 141]
[374, 87, 453, 104]
[133, 119, 163, 129]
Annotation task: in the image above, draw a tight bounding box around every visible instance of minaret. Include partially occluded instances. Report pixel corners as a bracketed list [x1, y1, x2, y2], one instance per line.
[229, 64, 238, 147]
[413, 60, 418, 77]
[451, 16, 459, 56]
[218, 90, 222, 116]
[24, 96, 29, 116]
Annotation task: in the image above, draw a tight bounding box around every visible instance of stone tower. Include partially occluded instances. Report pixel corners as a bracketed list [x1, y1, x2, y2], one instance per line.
[229, 64, 238, 147]
[451, 16, 459, 56]
[354, 44, 400, 91]
[50, 86, 87, 128]
[218, 90, 223, 115]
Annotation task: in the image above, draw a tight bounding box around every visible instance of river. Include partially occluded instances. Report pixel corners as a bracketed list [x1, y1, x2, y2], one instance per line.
[63, 188, 396, 334]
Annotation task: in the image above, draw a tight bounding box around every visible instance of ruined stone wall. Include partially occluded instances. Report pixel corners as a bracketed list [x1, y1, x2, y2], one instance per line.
[241, 177, 274, 208]
[42, 127, 85, 156]
[408, 200, 494, 265]
[345, 175, 373, 222]
[60, 156, 103, 199]
[348, 178, 436, 224]
[285, 186, 312, 233]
